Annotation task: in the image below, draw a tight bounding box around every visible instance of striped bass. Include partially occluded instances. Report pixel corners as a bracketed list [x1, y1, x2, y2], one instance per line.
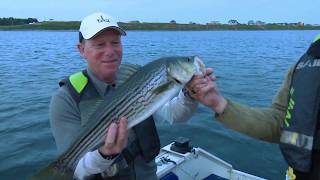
[32, 56, 205, 179]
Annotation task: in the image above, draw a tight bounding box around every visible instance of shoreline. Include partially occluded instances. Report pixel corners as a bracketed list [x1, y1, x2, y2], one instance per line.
[0, 21, 319, 31]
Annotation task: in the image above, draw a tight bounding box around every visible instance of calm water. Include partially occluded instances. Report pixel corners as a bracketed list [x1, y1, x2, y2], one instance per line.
[0, 30, 318, 180]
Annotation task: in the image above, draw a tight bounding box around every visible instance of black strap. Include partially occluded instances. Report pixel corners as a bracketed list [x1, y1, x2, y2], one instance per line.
[133, 116, 160, 162]
[122, 140, 142, 165]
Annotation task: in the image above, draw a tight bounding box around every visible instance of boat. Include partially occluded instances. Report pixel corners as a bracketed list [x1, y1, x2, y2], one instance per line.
[156, 137, 266, 180]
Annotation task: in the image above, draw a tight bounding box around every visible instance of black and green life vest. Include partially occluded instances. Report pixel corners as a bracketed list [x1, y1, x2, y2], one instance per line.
[280, 36, 320, 175]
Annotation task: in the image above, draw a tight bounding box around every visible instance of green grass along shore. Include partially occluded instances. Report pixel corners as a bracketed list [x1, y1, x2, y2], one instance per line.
[0, 21, 319, 31]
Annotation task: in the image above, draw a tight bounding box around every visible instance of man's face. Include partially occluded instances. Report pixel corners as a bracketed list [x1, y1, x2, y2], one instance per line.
[78, 29, 122, 83]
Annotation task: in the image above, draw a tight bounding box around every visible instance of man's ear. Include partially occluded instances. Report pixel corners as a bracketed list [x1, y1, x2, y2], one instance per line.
[77, 43, 85, 58]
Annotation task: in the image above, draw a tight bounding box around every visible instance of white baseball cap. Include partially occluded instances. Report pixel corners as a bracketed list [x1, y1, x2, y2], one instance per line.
[79, 12, 126, 40]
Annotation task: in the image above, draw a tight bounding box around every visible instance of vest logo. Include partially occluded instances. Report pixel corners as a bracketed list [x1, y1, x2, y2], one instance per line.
[284, 88, 295, 127]
[296, 59, 320, 70]
[97, 15, 110, 23]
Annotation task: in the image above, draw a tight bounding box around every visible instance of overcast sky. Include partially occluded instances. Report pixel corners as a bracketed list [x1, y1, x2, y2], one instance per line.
[0, 0, 318, 24]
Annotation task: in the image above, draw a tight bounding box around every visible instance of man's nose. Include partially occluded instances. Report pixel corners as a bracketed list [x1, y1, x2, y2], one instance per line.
[103, 44, 115, 57]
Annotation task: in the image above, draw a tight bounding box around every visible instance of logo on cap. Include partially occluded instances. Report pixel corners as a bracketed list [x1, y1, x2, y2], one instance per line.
[97, 15, 110, 23]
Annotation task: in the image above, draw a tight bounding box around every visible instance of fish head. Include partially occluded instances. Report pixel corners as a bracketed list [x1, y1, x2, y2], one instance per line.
[167, 56, 205, 86]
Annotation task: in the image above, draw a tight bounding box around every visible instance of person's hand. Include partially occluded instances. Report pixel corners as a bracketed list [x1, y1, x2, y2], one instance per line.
[99, 117, 128, 156]
[186, 68, 227, 114]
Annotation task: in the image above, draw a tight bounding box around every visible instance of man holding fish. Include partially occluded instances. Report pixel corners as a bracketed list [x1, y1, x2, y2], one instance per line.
[47, 12, 210, 180]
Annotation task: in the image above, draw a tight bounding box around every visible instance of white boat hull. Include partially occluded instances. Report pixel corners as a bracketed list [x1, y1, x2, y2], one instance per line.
[156, 143, 266, 180]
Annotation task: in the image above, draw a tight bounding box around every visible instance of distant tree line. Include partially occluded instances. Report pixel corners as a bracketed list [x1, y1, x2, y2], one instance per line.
[0, 17, 38, 26]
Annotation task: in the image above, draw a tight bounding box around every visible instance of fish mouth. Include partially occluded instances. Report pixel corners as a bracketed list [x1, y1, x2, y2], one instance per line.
[193, 56, 206, 76]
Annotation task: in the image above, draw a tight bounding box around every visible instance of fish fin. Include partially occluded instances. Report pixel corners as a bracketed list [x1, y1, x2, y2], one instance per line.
[152, 81, 173, 95]
[30, 162, 73, 180]
[117, 63, 141, 86]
